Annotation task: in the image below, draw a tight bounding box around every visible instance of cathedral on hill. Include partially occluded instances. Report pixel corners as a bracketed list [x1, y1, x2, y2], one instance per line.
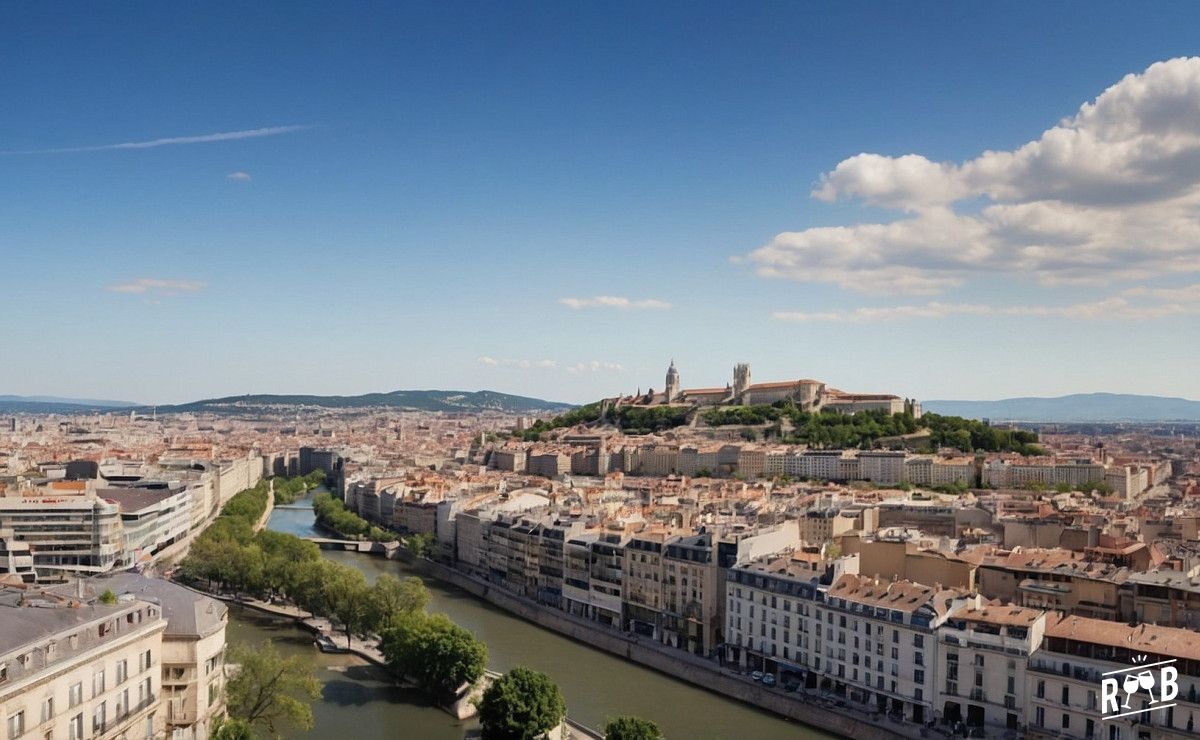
[616, 360, 921, 417]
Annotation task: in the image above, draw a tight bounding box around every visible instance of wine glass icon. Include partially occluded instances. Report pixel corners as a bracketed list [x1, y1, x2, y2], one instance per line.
[1138, 670, 1159, 703]
[1122, 672, 1141, 709]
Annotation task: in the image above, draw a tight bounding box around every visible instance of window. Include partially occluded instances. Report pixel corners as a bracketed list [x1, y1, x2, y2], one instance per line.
[1061, 713, 1070, 729]
[1062, 686, 1070, 706]
[1035, 706, 1045, 727]
[93, 702, 106, 734]
[6, 711, 25, 740]
[40, 697, 53, 723]
[1036, 680, 1045, 699]
[93, 669, 106, 697]
[0, 665, 6, 684]
[68, 715, 83, 740]
[117, 659, 128, 684]
[69, 682, 83, 708]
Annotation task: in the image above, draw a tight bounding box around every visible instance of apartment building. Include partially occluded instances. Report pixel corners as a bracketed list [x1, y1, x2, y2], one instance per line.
[0, 583, 167, 740]
[936, 601, 1046, 734]
[104, 574, 228, 740]
[622, 531, 672, 640]
[1026, 614, 1200, 740]
[726, 568, 968, 724]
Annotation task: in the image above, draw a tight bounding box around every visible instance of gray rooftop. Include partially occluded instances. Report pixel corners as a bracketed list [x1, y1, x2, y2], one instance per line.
[100, 573, 227, 639]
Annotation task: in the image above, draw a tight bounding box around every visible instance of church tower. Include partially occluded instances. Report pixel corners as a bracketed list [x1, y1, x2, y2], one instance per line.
[665, 359, 680, 403]
[733, 363, 751, 402]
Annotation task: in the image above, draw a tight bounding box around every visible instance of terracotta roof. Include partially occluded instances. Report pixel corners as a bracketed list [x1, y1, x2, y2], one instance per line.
[1044, 613, 1200, 662]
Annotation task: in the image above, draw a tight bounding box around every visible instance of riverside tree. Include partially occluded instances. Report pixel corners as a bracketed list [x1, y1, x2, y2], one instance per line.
[379, 612, 487, 701]
[479, 666, 565, 740]
[604, 716, 664, 740]
[225, 641, 321, 739]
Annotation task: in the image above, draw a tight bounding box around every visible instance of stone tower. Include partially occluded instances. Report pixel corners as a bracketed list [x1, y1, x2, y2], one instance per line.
[665, 360, 680, 403]
[733, 363, 752, 401]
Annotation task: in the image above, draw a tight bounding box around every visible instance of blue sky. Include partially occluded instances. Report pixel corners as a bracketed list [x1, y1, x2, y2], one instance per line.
[3, 2, 1199, 404]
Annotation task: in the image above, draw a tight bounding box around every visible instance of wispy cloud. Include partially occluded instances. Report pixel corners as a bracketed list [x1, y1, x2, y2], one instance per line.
[772, 285, 1200, 323]
[106, 278, 206, 296]
[560, 296, 671, 310]
[478, 356, 625, 373]
[2, 125, 313, 155]
[226, 171, 252, 181]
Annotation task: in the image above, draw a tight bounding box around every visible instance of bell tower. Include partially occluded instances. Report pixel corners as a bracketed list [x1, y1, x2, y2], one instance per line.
[665, 360, 680, 403]
[733, 363, 751, 401]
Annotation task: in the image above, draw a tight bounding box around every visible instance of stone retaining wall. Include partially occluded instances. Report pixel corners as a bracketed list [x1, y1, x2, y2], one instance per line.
[395, 553, 916, 740]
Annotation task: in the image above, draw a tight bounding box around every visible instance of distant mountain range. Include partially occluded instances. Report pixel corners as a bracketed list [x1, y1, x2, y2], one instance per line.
[152, 389, 574, 414]
[0, 395, 139, 414]
[922, 393, 1200, 422]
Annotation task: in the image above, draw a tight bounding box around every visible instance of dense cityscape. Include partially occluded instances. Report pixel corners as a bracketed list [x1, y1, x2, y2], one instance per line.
[2, 358, 1200, 739]
[5, 4, 1200, 739]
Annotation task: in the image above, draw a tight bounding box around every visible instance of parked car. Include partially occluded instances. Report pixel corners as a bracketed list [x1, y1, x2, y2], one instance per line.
[762, 674, 776, 687]
[750, 671, 764, 682]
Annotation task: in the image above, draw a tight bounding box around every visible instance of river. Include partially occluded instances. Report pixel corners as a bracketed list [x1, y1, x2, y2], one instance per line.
[227, 492, 833, 739]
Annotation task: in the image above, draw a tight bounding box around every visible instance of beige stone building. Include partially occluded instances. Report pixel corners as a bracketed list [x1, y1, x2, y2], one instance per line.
[0, 582, 167, 740]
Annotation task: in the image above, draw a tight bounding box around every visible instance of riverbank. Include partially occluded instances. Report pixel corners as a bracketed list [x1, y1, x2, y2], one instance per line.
[388, 550, 919, 740]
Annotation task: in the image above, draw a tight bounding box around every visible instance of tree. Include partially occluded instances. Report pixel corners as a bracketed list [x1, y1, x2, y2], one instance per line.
[322, 563, 372, 648]
[225, 641, 321, 739]
[406, 532, 436, 558]
[479, 666, 565, 740]
[604, 716, 664, 740]
[211, 717, 256, 740]
[369, 573, 430, 631]
[380, 613, 487, 701]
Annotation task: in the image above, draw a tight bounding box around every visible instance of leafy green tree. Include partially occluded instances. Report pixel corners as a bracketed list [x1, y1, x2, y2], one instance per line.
[406, 532, 436, 558]
[380, 612, 488, 700]
[225, 641, 321, 739]
[369, 573, 430, 630]
[211, 717, 256, 740]
[322, 563, 373, 648]
[479, 666, 566, 740]
[604, 716, 664, 740]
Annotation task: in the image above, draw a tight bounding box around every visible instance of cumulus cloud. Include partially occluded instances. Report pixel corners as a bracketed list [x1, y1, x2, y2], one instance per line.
[2, 125, 313, 155]
[477, 356, 624, 373]
[745, 57, 1200, 295]
[560, 296, 672, 310]
[106, 278, 206, 296]
[772, 284, 1200, 322]
[226, 171, 252, 181]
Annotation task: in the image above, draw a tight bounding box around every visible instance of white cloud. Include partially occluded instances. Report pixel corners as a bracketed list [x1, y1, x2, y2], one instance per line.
[745, 57, 1200, 295]
[2, 125, 313, 155]
[477, 356, 624, 373]
[772, 284, 1200, 322]
[226, 171, 252, 181]
[560, 296, 672, 310]
[106, 278, 206, 296]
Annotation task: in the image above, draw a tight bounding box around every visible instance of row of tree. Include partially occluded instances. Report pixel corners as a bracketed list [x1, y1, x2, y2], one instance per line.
[312, 491, 397, 541]
[271, 469, 326, 504]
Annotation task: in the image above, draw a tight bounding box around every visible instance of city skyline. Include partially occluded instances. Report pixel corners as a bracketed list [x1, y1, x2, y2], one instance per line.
[4, 2, 1200, 404]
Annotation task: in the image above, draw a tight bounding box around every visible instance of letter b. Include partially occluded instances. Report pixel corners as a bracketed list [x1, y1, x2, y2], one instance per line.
[1160, 666, 1179, 702]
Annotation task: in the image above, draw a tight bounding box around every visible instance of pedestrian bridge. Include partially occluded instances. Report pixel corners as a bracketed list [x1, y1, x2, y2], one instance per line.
[301, 537, 399, 554]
